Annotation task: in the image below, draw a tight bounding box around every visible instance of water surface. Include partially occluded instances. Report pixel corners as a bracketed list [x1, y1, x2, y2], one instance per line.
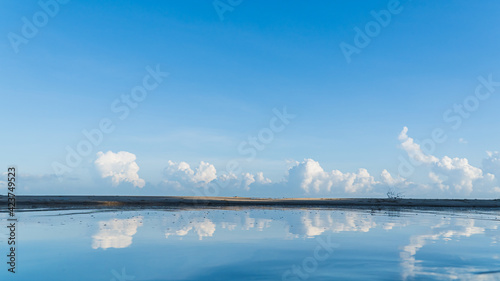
[1, 208, 500, 280]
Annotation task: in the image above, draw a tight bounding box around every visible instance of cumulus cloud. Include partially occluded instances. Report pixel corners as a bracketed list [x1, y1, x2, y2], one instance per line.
[163, 161, 216, 189]
[161, 158, 408, 197]
[286, 158, 383, 194]
[193, 161, 217, 183]
[483, 151, 500, 177]
[398, 127, 439, 164]
[162, 160, 271, 191]
[158, 126, 500, 197]
[237, 172, 272, 190]
[398, 127, 487, 195]
[279, 127, 500, 197]
[95, 151, 145, 188]
[380, 169, 411, 187]
[432, 156, 483, 194]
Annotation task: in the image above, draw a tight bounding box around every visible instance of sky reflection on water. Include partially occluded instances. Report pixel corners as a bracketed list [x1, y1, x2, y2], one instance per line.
[1, 208, 499, 280]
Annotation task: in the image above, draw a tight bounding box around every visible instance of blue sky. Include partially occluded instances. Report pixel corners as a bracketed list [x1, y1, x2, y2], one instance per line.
[1, 0, 500, 197]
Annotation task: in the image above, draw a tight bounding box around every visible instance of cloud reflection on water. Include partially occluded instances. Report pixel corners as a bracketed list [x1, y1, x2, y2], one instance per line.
[86, 209, 500, 279]
[92, 216, 143, 249]
[400, 216, 499, 280]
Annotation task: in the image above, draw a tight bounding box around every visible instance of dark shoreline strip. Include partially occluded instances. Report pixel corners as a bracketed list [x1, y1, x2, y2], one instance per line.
[1, 196, 500, 209]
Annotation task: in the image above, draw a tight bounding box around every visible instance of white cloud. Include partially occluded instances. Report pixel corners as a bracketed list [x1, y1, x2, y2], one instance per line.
[459, 138, 468, 144]
[380, 169, 411, 187]
[483, 151, 500, 177]
[192, 161, 217, 183]
[286, 159, 377, 194]
[161, 158, 408, 197]
[90, 127, 500, 198]
[398, 127, 439, 164]
[92, 217, 143, 249]
[279, 127, 498, 197]
[163, 160, 216, 188]
[398, 127, 484, 195]
[255, 172, 272, 184]
[239, 172, 272, 191]
[162, 160, 271, 191]
[431, 156, 483, 194]
[217, 171, 272, 191]
[95, 151, 145, 188]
